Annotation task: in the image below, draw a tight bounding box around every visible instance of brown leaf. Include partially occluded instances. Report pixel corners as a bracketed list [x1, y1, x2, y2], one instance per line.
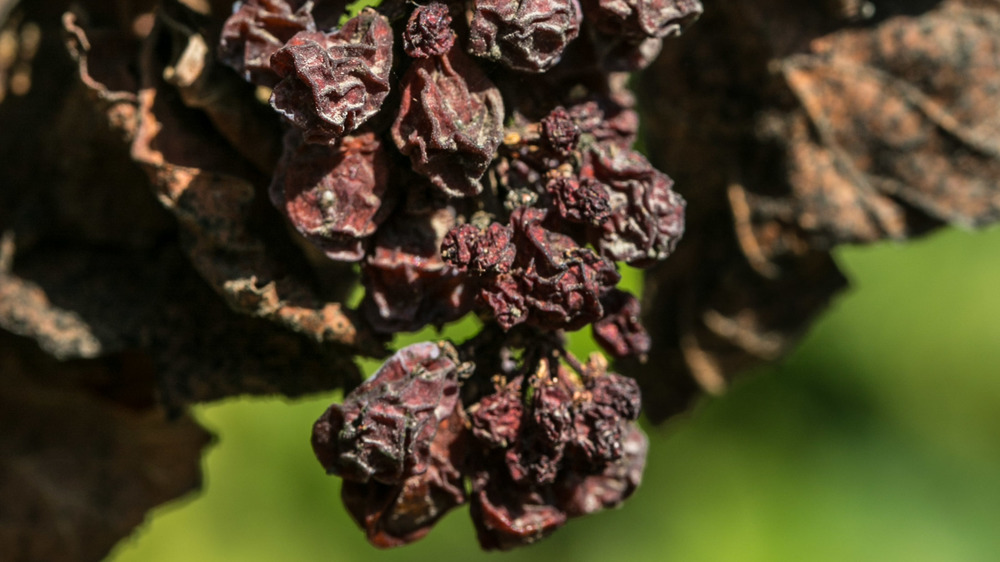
[0, 331, 211, 562]
[779, 2, 1000, 237]
[0, 233, 361, 407]
[62, 9, 383, 355]
[0, 269, 104, 359]
[633, 0, 1000, 421]
[1, 5, 363, 407]
[734, 0, 1000, 260]
[624, 233, 846, 422]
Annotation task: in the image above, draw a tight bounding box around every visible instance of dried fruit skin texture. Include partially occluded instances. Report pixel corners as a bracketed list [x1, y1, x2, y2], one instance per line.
[470, 470, 569, 550]
[468, 0, 583, 72]
[548, 177, 612, 226]
[542, 106, 582, 153]
[403, 2, 455, 59]
[466, 358, 647, 550]
[440, 223, 516, 276]
[468, 376, 525, 449]
[270, 131, 391, 261]
[219, 0, 317, 86]
[583, 147, 686, 267]
[340, 408, 468, 548]
[270, 10, 393, 143]
[443, 207, 621, 330]
[311, 342, 464, 484]
[392, 18, 504, 197]
[557, 424, 647, 516]
[592, 289, 650, 359]
[362, 205, 471, 333]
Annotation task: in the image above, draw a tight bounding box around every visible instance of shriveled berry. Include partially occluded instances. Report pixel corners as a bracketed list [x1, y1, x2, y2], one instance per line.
[588, 367, 642, 422]
[467, 0, 582, 73]
[510, 369, 573, 484]
[530, 369, 575, 450]
[391, 46, 504, 197]
[446, 207, 620, 331]
[218, 0, 316, 87]
[557, 424, 647, 517]
[569, 97, 639, 149]
[464, 354, 645, 549]
[270, 10, 393, 143]
[592, 289, 651, 359]
[403, 3, 455, 58]
[547, 177, 612, 225]
[541, 106, 580, 153]
[311, 342, 466, 484]
[340, 408, 468, 548]
[269, 131, 391, 261]
[468, 375, 524, 449]
[362, 205, 471, 333]
[502, 207, 620, 330]
[470, 469, 567, 550]
[583, 147, 686, 267]
[569, 367, 641, 466]
[440, 223, 516, 275]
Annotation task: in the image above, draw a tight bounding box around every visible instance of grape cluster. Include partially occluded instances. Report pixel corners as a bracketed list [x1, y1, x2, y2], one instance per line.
[312, 337, 646, 549]
[220, 0, 699, 549]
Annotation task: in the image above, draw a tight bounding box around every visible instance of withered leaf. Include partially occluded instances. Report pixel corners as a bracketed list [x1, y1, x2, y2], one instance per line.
[623, 232, 847, 422]
[632, 0, 1000, 421]
[742, 0, 1000, 262]
[0, 3, 374, 555]
[0, 6, 363, 408]
[779, 2, 1000, 238]
[61, 9, 384, 356]
[0, 331, 211, 562]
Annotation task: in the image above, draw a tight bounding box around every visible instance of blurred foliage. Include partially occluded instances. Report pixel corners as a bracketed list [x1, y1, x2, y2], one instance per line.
[108, 224, 1000, 562]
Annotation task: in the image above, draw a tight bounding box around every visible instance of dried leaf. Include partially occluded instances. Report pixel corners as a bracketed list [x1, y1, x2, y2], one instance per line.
[113, 12, 380, 354]
[634, 0, 1000, 421]
[778, 2, 1000, 240]
[0, 331, 211, 562]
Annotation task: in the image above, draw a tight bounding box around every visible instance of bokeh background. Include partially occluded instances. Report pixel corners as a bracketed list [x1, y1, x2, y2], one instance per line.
[108, 225, 1000, 562]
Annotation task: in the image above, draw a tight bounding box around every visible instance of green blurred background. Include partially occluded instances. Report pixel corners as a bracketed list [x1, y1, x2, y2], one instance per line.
[108, 225, 1000, 562]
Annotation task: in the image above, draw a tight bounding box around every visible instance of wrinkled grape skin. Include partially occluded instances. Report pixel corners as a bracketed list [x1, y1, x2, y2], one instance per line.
[592, 289, 652, 359]
[270, 131, 391, 261]
[219, 0, 317, 87]
[270, 10, 393, 144]
[340, 408, 468, 548]
[391, 47, 504, 198]
[583, 147, 686, 268]
[465, 361, 647, 550]
[362, 205, 471, 334]
[442, 207, 620, 331]
[403, 3, 456, 58]
[468, 0, 582, 73]
[311, 342, 464, 485]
